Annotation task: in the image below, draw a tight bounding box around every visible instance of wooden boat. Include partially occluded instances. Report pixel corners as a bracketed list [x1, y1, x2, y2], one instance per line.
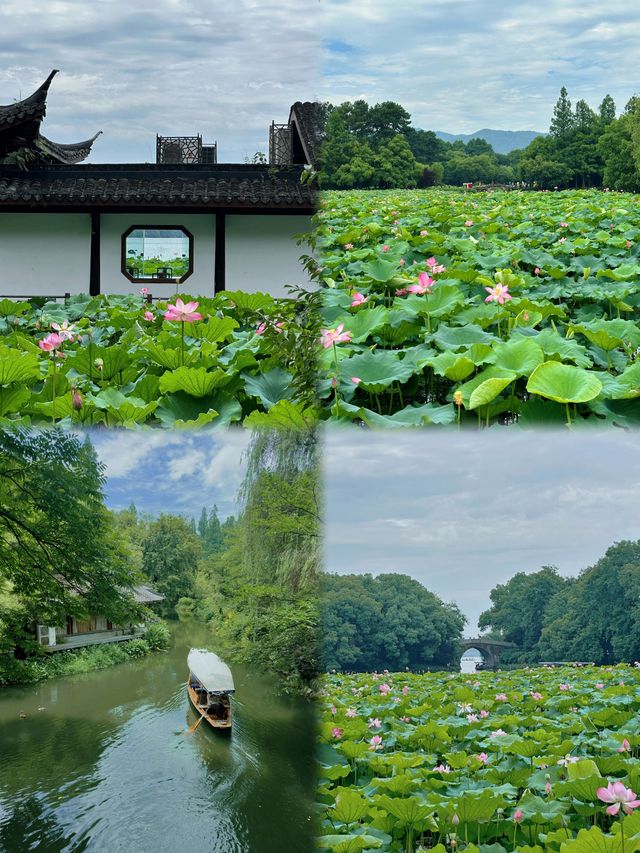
[187, 648, 234, 731]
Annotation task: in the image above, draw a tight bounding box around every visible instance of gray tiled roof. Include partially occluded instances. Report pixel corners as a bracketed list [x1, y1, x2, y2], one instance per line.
[289, 102, 325, 166]
[0, 163, 316, 210]
[0, 70, 58, 133]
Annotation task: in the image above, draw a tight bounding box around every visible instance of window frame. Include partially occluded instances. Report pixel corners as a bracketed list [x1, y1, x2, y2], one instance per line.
[121, 224, 194, 285]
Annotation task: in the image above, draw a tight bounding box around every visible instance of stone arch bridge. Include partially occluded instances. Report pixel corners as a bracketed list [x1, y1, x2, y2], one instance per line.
[461, 637, 516, 669]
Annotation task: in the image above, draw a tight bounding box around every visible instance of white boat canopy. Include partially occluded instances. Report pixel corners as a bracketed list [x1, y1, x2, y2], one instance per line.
[188, 648, 235, 694]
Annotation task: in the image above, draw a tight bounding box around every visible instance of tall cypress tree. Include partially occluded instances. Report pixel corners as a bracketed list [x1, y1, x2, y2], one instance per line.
[550, 87, 575, 138]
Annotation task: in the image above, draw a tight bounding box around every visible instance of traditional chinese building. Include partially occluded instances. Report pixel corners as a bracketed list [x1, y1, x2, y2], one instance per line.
[0, 71, 321, 298]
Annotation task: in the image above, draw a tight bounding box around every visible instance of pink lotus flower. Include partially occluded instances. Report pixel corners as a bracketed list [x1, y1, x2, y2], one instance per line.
[495, 693, 508, 701]
[139, 287, 149, 295]
[490, 729, 507, 738]
[596, 683, 605, 689]
[346, 708, 357, 718]
[395, 287, 408, 296]
[368, 718, 382, 729]
[485, 283, 512, 304]
[531, 692, 543, 701]
[399, 258, 405, 266]
[557, 755, 579, 767]
[329, 706, 337, 715]
[618, 739, 631, 753]
[477, 752, 489, 765]
[597, 781, 640, 815]
[350, 292, 369, 307]
[344, 243, 354, 250]
[164, 298, 202, 323]
[420, 229, 428, 237]
[513, 809, 524, 823]
[433, 764, 451, 774]
[38, 332, 64, 352]
[466, 713, 479, 722]
[320, 324, 352, 348]
[465, 220, 474, 227]
[534, 267, 541, 275]
[546, 779, 553, 796]
[369, 735, 383, 751]
[558, 237, 567, 244]
[51, 321, 76, 342]
[351, 377, 362, 385]
[143, 311, 154, 321]
[559, 683, 571, 691]
[400, 716, 411, 722]
[407, 272, 435, 296]
[256, 323, 267, 335]
[331, 727, 343, 739]
[626, 240, 632, 249]
[379, 683, 391, 695]
[381, 245, 390, 253]
[402, 686, 410, 695]
[560, 222, 569, 228]
[480, 709, 489, 718]
[426, 256, 446, 274]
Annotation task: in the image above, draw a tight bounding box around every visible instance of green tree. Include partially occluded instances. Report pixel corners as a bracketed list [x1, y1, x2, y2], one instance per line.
[599, 94, 616, 125]
[141, 515, 203, 616]
[0, 429, 141, 648]
[538, 541, 640, 664]
[478, 566, 568, 655]
[550, 86, 575, 138]
[598, 109, 640, 191]
[321, 573, 465, 671]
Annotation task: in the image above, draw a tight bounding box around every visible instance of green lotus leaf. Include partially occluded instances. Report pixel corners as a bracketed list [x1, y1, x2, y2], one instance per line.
[455, 790, 504, 823]
[0, 348, 41, 385]
[0, 384, 30, 416]
[188, 316, 239, 342]
[531, 329, 593, 369]
[431, 324, 496, 351]
[65, 344, 132, 381]
[560, 826, 630, 853]
[354, 402, 456, 428]
[243, 399, 317, 429]
[242, 367, 294, 409]
[88, 388, 158, 424]
[143, 342, 199, 370]
[329, 788, 369, 824]
[316, 834, 383, 852]
[155, 390, 239, 429]
[159, 366, 231, 398]
[430, 352, 476, 382]
[341, 306, 389, 342]
[221, 290, 276, 312]
[488, 338, 545, 376]
[362, 258, 401, 282]
[526, 362, 602, 404]
[338, 350, 417, 392]
[375, 794, 435, 826]
[0, 300, 31, 317]
[469, 376, 515, 410]
[407, 284, 466, 318]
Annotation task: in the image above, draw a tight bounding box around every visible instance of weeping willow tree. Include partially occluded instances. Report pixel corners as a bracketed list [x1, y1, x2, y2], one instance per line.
[197, 429, 321, 694]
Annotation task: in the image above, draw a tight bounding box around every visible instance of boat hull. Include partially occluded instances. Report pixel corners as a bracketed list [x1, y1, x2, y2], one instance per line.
[187, 681, 232, 731]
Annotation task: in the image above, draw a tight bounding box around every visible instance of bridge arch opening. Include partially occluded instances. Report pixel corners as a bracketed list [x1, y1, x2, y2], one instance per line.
[460, 646, 485, 673]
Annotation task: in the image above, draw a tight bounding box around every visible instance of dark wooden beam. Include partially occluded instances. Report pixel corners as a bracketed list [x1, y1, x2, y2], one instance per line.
[89, 212, 100, 295]
[214, 213, 225, 293]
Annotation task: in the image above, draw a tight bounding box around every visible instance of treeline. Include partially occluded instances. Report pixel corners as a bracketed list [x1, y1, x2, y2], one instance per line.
[321, 573, 465, 671]
[479, 540, 640, 664]
[0, 429, 163, 657]
[317, 90, 640, 191]
[121, 430, 320, 693]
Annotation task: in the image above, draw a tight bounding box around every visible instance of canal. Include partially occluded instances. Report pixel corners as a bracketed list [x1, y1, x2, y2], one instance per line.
[0, 623, 314, 852]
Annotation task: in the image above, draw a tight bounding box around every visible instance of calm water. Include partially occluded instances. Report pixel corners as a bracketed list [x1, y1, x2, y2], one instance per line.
[0, 623, 314, 853]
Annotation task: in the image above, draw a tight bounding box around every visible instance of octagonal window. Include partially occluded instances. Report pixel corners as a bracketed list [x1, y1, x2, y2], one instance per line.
[122, 225, 193, 284]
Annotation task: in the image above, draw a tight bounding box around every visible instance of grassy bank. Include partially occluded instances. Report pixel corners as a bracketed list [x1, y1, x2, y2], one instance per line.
[0, 623, 170, 687]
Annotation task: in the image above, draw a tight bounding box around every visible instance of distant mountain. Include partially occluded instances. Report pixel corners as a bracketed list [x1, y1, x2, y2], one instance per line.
[434, 128, 544, 154]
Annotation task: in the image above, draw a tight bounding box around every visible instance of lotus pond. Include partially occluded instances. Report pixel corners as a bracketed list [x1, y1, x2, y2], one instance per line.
[0, 291, 316, 428]
[318, 189, 640, 428]
[317, 666, 640, 853]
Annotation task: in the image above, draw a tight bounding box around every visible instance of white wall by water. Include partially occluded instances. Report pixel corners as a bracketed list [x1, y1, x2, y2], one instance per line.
[99, 213, 216, 297]
[225, 215, 312, 296]
[0, 213, 90, 296]
[0, 211, 312, 299]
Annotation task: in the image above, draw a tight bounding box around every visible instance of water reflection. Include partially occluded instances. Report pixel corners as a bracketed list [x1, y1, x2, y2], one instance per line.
[0, 623, 314, 853]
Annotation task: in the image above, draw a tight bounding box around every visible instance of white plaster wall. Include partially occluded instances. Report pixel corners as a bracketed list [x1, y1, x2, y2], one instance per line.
[225, 215, 312, 297]
[0, 213, 90, 296]
[100, 213, 216, 297]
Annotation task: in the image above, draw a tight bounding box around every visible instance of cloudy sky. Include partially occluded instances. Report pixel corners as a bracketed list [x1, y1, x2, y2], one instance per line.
[90, 429, 250, 520]
[3, 1, 638, 163]
[321, 0, 639, 133]
[0, 0, 320, 162]
[324, 429, 640, 633]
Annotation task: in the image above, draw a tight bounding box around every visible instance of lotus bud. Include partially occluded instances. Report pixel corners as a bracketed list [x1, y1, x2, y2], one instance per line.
[453, 390, 463, 407]
[452, 813, 460, 826]
[94, 357, 104, 372]
[72, 389, 83, 411]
